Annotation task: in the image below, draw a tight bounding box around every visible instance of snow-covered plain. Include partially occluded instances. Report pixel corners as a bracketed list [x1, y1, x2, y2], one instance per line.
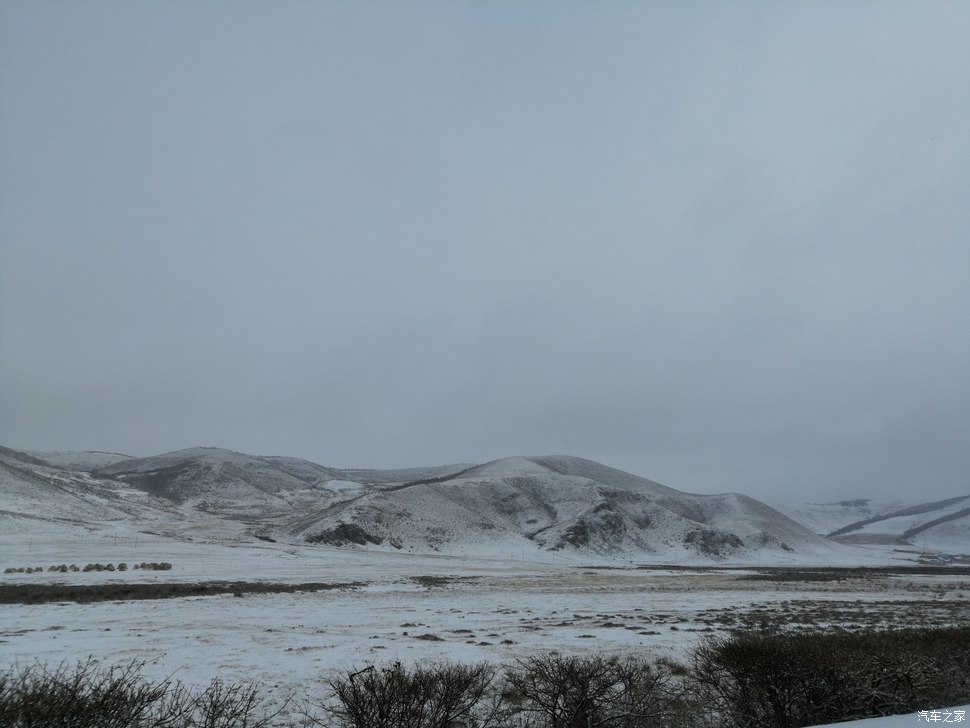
[3, 521, 969, 727]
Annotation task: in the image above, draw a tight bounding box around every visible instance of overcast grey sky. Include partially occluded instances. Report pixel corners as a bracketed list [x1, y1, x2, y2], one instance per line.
[2, 2, 968, 503]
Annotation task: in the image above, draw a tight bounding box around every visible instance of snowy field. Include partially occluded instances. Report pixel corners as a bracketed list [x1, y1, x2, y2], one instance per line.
[818, 708, 970, 727]
[2, 524, 969, 726]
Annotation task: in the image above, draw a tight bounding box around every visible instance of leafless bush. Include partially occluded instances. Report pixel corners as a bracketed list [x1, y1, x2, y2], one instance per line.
[0, 659, 277, 728]
[690, 625, 970, 728]
[0, 659, 166, 727]
[191, 679, 272, 728]
[501, 654, 685, 728]
[311, 661, 498, 728]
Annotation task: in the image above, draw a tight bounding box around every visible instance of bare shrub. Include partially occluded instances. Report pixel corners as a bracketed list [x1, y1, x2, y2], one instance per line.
[690, 625, 970, 728]
[314, 661, 497, 728]
[191, 679, 271, 728]
[0, 659, 166, 727]
[0, 659, 277, 728]
[502, 654, 680, 727]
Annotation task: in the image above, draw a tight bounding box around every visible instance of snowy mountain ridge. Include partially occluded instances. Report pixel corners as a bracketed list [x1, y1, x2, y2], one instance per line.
[3, 446, 966, 562]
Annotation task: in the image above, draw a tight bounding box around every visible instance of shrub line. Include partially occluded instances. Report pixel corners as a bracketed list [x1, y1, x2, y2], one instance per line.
[3, 625, 968, 727]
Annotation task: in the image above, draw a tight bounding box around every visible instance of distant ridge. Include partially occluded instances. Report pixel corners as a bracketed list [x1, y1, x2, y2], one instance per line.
[23, 449, 136, 471]
[5, 445, 964, 563]
[774, 497, 970, 554]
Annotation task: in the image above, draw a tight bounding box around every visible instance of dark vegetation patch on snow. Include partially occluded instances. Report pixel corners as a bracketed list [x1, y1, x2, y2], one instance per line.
[683, 528, 744, 556]
[306, 523, 382, 547]
[0, 580, 363, 604]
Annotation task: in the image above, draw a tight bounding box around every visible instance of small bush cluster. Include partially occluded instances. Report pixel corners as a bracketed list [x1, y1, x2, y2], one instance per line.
[500, 654, 689, 727]
[4, 561, 169, 574]
[311, 661, 497, 728]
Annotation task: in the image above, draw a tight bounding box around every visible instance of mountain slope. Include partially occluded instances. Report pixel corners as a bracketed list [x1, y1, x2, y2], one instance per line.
[23, 449, 136, 471]
[0, 447, 182, 534]
[772, 499, 917, 537]
[297, 455, 843, 561]
[773, 497, 970, 555]
[93, 448, 346, 513]
[828, 496, 970, 552]
[0, 445, 882, 562]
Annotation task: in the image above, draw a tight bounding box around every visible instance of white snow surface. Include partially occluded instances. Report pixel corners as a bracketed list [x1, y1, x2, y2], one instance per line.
[23, 449, 136, 471]
[298, 454, 853, 562]
[773, 500, 919, 536]
[807, 705, 970, 727]
[774, 497, 970, 555]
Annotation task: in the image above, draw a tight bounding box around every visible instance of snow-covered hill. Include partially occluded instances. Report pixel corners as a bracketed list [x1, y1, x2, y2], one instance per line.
[92, 447, 354, 515]
[774, 497, 970, 555]
[773, 499, 917, 536]
[296, 455, 846, 562]
[0, 445, 935, 564]
[0, 446, 184, 536]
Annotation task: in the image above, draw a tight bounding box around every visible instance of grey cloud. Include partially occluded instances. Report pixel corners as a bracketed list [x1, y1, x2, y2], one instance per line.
[1, 2, 968, 504]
